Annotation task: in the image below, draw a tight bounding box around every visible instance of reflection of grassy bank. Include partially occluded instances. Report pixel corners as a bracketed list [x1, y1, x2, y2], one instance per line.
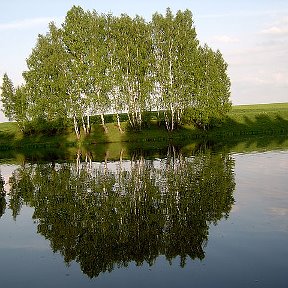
[1, 134, 288, 165]
[0, 137, 287, 165]
[0, 103, 287, 154]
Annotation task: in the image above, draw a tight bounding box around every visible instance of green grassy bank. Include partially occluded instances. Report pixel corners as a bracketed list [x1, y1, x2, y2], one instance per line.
[0, 102, 288, 153]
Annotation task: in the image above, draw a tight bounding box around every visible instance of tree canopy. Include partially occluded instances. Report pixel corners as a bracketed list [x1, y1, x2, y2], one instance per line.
[1, 6, 231, 135]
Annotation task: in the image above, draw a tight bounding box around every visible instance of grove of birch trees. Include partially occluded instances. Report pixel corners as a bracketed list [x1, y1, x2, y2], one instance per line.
[1, 6, 231, 136]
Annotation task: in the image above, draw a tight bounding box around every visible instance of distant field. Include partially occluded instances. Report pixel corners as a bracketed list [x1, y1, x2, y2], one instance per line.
[228, 103, 288, 124]
[218, 102, 288, 136]
[231, 102, 288, 111]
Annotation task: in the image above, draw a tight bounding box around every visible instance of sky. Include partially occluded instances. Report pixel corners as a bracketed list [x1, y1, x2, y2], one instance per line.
[0, 0, 288, 122]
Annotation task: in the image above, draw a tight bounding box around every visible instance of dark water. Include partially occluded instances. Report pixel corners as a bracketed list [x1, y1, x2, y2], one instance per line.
[0, 149, 287, 288]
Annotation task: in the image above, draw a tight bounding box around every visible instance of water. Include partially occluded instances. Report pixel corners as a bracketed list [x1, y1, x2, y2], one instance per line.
[0, 149, 287, 288]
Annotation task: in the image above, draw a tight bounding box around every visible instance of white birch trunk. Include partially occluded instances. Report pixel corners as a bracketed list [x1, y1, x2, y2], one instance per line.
[164, 111, 170, 131]
[76, 149, 81, 172]
[81, 116, 87, 135]
[120, 148, 123, 165]
[101, 113, 108, 133]
[169, 42, 175, 131]
[157, 110, 161, 126]
[170, 104, 175, 131]
[87, 115, 90, 133]
[137, 108, 142, 128]
[127, 112, 133, 128]
[73, 115, 80, 139]
[116, 113, 123, 133]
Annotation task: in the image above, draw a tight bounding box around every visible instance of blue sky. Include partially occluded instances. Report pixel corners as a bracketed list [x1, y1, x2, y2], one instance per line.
[0, 0, 288, 121]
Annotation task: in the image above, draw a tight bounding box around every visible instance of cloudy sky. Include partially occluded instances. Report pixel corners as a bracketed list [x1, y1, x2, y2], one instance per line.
[0, 0, 287, 121]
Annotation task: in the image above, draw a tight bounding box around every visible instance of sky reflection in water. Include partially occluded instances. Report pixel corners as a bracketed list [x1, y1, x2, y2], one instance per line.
[0, 149, 287, 288]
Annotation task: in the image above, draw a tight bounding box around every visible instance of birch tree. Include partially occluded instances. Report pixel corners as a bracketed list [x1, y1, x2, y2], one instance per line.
[105, 14, 125, 132]
[1, 73, 16, 121]
[1, 74, 28, 130]
[61, 6, 92, 137]
[151, 8, 198, 131]
[23, 23, 69, 129]
[187, 45, 231, 129]
[85, 11, 110, 133]
[172, 10, 199, 125]
[115, 14, 153, 129]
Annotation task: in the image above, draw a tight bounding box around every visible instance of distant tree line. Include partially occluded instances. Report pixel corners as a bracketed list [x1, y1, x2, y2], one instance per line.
[1, 6, 231, 136]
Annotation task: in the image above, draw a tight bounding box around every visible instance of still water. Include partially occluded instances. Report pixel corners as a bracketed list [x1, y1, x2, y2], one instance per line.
[0, 148, 287, 288]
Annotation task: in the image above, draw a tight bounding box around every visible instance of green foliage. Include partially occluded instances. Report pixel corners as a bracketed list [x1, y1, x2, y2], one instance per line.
[23, 22, 69, 122]
[0, 74, 28, 131]
[188, 46, 231, 129]
[1, 6, 232, 136]
[0, 195, 6, 219]
[0, 172, 5, 196]
[151, 8, 199, 131]
[0, 73, 15, 121]
[23, 117, 69, 136]
[182, 106, 226, 130]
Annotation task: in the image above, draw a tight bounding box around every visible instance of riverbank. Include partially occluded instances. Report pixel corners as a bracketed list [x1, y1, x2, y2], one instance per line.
[0, 102, 287, 151]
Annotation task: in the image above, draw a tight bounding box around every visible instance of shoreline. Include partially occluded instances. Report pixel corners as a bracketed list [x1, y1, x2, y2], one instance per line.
[0, 102, 287, 151]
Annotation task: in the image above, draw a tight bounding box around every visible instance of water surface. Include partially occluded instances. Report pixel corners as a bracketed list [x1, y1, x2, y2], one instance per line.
[0, 149, 287, 288]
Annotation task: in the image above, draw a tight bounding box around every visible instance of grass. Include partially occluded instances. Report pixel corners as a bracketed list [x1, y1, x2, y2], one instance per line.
[210, 103, 288, 138]
[0, 102, 287, 161]
[85, 102, 288, 144]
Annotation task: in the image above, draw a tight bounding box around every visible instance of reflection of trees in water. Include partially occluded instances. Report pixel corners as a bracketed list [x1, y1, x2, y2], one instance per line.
[8, 150, 235, 278]
[0, 173, 6, 218]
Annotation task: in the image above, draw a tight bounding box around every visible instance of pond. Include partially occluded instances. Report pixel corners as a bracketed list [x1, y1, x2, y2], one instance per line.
[0, 145, 287, 288]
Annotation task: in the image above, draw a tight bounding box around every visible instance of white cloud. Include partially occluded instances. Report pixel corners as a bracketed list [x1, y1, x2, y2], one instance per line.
[262, 26, 288, 35]
[0, 17, 57, 31]
[198, 9, 288, 19]
[251, 71, 288, 86]
[212, 35, 240, 43]
[261, 16, 288, 36]
[233, 69, 288, 88]
[271, 72, 288, 86]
